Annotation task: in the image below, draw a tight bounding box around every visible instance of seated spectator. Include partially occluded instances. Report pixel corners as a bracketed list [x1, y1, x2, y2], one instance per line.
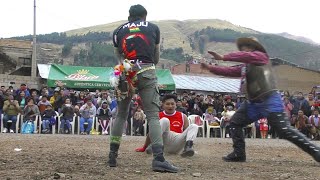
[204, 104, 219, 126]
[31, 90, 40, 104]
[79, 99, 96, 135]
[97, 101, 111, 135]
[60, 98, 74, 134]
[310, 109, 320, 140]
[51, 89, 64, 113]
[221, 105, 236, 137]
[16, 91, 27, 110]
[23, 98, 40, 125]
[38, 96, 51, 114]
[133, 106, 146, 136]
[41, 104, 56, 134]
[295, 110, 311, 136]
[2, 95, 20, 133]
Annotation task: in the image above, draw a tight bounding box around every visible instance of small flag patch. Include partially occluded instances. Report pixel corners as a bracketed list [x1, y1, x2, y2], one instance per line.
[129, 27, 140, 32]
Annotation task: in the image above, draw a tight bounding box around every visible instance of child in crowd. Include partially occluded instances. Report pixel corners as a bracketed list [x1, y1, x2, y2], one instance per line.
[258, 118, 268, 139]
[60, 98, 74, 134]
[41, 104, 56, 133]
[97, 101, 112, 135]
[204, 104, 220, 126]
[133, 106, 146, 136]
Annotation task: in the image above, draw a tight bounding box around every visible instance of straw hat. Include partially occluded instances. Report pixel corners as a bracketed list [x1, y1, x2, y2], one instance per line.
[236, 37, 266, 53]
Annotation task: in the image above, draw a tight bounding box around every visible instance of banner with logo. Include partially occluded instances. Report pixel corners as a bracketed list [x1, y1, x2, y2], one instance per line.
[46, 64, 175, 90]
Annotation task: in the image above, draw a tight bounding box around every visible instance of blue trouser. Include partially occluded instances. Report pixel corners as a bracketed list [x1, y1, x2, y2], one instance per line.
[231, 92, 284, 126]
[3, 115, 18, 130]
[229, 92, 284, 156]
[60, 118, 72, 130]
[42, 119, 50, 130]
[80, 117, 93, 133]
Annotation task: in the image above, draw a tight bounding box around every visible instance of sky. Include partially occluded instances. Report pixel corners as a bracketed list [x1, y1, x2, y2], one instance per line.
[1, 0, 319, 43]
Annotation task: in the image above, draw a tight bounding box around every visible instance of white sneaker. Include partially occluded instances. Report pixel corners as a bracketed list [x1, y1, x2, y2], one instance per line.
[2, 128, 8, 133]
[122, 133, 126, 137]
[9, 129, 14, 133]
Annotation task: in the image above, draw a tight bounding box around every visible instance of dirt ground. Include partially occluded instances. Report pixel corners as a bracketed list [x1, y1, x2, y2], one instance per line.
[0, 134, 320, 180]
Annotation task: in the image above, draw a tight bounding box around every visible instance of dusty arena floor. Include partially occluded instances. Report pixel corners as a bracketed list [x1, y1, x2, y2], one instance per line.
[0, 134, 320, 180]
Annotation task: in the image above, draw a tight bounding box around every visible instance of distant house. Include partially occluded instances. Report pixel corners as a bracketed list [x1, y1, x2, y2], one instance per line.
[170, 58, 320, 93]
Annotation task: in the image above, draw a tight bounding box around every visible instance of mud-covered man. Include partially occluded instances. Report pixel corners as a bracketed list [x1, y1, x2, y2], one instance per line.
[108, 4, 178, 173]
[201, 37, 320, 163]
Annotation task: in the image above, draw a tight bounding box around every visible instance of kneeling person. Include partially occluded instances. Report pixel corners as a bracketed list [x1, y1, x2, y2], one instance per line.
[136, 94, 198, 157]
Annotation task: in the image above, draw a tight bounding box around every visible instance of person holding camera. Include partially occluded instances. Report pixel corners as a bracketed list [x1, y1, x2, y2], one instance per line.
[2, 95, 20, 133]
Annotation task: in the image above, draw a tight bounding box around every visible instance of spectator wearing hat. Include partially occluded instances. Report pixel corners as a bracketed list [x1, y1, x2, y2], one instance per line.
[201, 37, 320, 163]
[79, 99, 96, 135]
[2, 95, 20, 133]
[60, 98, 74, 134]
[204, 104, 220, 126]
[41, 104, 56, 134]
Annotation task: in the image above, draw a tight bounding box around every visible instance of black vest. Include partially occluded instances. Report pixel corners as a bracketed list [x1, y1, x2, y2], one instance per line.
[245, 62, 278, 100]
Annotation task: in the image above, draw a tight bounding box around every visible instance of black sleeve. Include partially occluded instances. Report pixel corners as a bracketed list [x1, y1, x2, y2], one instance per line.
[155, 26, 160, 45]
[112, 29, 119, 48]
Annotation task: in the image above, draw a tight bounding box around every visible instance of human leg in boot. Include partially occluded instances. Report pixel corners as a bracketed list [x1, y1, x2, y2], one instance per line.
[108, 142, 120, 167]
[223, 125, 246, 162]
[107, 96, 131, 167]
[222, 101, 250, 162]
[268, 112, 320, 162]
[181, 141, 195, 157]
[152, 144, 179, 173]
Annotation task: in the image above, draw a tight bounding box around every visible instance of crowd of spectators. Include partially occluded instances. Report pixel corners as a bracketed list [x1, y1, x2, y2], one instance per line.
[0, 84, 319, 140]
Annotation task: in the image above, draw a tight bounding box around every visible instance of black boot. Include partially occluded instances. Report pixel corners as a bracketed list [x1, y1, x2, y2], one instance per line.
[181, 140, 195, 157]
[223, 125, 246, 162]
[152, 144, 179, 173]
[268, 113, 320, 162]
[108, 143, 120, 167]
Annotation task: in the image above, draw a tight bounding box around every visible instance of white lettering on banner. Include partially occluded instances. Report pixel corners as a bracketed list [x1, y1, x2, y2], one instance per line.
[123, 22, 148, 29]
[73, 82, 111, 87]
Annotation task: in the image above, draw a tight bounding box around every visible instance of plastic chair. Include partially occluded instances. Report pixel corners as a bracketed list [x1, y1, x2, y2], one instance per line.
[1, 113, 21, 134]
[39, 111, 59, 134]
[205, 117, 222, 138]
[58, 113, 76, 134]
[188, 115, 205, 138]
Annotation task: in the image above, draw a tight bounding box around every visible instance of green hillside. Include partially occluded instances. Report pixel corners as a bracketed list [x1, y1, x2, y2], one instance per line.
[13, 19, 320, 71]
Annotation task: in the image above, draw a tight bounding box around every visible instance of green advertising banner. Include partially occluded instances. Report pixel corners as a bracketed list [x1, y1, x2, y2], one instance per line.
[47, 64, 175, 90]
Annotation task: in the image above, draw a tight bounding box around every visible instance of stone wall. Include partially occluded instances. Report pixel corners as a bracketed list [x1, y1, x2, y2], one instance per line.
[0, 75, 42, 89]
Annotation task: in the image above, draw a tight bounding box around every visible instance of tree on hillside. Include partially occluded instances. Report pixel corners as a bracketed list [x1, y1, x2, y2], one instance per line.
[62, 42, 73, 57]
[73, 43, 117, 67]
